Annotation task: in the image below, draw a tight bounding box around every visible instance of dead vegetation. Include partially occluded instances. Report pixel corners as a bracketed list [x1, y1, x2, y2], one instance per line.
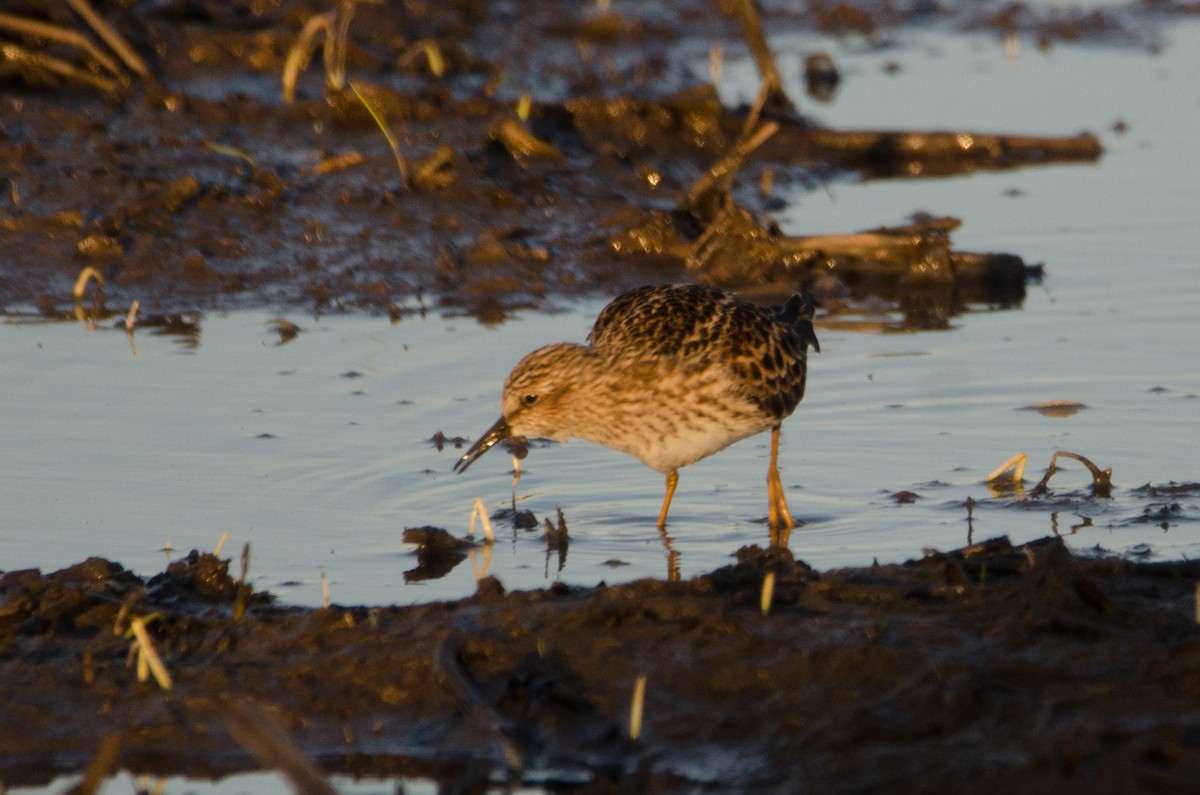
[0, 0, 1113, 327]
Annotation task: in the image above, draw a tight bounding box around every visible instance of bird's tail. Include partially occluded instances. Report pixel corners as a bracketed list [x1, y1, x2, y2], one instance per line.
[776, 293, 820, 353]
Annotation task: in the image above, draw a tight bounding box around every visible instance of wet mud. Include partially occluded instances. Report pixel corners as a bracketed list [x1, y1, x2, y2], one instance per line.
[5, 538, 1200, 793]
[1, 0, 1125, 329]
[5, 1, 1200, 790]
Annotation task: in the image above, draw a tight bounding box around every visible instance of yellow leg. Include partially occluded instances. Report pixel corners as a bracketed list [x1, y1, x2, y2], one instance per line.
[767, 426, 796, 547]
[656, 470, 681, 581]
[656, 470, 679, 531]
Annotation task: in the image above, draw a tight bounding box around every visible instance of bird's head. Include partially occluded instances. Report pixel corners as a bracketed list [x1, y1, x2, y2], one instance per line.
[453, 343, 589, 473]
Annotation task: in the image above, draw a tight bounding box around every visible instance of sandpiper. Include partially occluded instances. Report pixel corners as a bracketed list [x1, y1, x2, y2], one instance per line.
[454, 283, 819, 546]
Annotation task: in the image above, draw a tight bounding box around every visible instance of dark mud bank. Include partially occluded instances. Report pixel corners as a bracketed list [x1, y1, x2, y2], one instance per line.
[4, 538, 1200, 793]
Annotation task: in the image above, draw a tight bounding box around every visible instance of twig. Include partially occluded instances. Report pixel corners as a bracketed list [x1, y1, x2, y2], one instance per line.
[1031, 451, 1113, 498]
[65, 0, 150, 79]
[728, 0, 794, 114]
[681, 120, 778, 215]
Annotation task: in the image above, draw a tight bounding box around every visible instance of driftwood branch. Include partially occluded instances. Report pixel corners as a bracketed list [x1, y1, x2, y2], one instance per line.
[727, 0, 795, 114]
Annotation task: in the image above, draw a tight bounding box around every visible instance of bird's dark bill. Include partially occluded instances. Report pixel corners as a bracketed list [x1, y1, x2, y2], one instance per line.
[453, 416, 511, 473]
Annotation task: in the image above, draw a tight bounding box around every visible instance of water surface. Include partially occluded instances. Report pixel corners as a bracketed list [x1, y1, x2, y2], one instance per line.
[3, 19, 1198, 607]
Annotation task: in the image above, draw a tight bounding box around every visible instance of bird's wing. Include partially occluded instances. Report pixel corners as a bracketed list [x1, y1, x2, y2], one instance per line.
[587, 284, 731, 358]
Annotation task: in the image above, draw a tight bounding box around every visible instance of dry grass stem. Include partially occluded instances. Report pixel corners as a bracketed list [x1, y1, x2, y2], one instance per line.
[68, 732, 123, 795]
[760, 570, 776, 615]
[469, 497, 495, 543]
[282, 12, 331, 102]
[65, 0, 150, 78]
[309, 151, 364, 175]
[0, 13, 120, 76]
[399, 39, 445, 77]
[987, 453, 1028, 485]
[1, 42, 117, 92]
[708, 44, 724, 86]
[282, 3, 351, 102]
[629, 674, 648, 740]
[73, 266, 104, 301]
[282, 0, 380, 102]
[213, 530, 231, 557]
[349, 81, 410, 186]
[1, 43, 124, 93]
[491, 117, 562, 160]
[205, 141, 257, 167]
[130, 617, 173, 690]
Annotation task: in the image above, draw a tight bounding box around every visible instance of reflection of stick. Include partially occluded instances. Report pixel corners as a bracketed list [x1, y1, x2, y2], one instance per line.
[468, 544, 493, 581]
[223, 698, 339, 795]
[437, 636, 524, 772]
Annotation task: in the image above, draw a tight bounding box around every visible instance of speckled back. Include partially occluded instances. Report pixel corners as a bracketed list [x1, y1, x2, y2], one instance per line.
[588, 284, 818, 424]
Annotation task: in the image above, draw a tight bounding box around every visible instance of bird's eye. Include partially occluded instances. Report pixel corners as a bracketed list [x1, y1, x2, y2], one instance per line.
[522, 394, 539, 407]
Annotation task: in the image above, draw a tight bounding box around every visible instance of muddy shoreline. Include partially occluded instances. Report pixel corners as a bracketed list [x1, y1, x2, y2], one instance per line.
[1, 0, 1128, 327]
[5, 538, 1200, 792]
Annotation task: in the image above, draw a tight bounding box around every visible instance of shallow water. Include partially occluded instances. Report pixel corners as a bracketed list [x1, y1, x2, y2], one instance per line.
[3, 19, 1199, 608]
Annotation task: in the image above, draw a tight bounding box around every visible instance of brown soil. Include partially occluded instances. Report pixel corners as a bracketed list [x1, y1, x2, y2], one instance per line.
[5, 539, 1200, 793]
[4, 2, 1199, 791]
[1, 0, 1122, 328]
